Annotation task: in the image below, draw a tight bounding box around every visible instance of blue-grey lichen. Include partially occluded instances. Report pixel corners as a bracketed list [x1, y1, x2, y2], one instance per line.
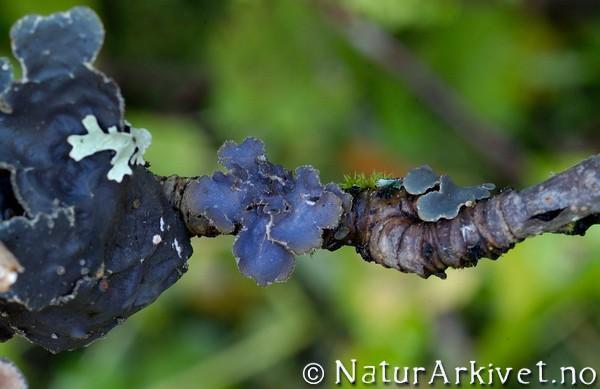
[0, 59, 11, 96]
[234, 211, 295, 285]
[184, 138, 351, 285]
[416, 176, 495, 222]
[403, 165, 439, 195]
[371, 165, 494, 222]
[268, 166, 345, 254]
[0, 7, 192, 352]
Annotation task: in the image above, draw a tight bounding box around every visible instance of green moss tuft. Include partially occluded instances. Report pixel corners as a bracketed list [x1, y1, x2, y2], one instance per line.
[340, 171, 394, 190]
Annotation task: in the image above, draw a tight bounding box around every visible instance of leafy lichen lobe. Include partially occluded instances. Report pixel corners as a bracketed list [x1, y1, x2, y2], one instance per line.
[186, 138, 352, 285]
[348, 166, 495, 222]
[68, 115, 152, 182]
[416, 176, 495, 222]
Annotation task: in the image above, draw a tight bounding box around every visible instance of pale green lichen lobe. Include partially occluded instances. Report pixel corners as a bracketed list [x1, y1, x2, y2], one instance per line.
[67, 115, 151, 182]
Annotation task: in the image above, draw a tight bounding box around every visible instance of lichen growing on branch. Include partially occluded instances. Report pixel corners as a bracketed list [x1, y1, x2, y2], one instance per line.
[0, 6, 598, 356]
[182, 138, 351, 285]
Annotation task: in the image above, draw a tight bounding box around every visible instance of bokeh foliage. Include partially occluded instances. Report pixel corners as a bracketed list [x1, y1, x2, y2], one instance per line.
[0, 0, 599, 388]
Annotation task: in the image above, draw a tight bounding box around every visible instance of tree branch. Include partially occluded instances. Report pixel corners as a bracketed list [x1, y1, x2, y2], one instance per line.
[163, 154, 599, 280]
[327, 154, 599, 278]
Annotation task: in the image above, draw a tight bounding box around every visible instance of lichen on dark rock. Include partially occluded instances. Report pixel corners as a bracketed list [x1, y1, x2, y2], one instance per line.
[186, 138, 351, 286]
[0, 7, 192, 352]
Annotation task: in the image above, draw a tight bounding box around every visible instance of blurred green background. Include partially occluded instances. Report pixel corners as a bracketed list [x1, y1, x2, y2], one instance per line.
[1, 0, 599, 388]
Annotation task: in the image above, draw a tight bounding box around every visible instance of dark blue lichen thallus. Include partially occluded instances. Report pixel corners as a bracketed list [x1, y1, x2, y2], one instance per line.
[267, 166, 345, 256]
[218, 137, 267, 176]
[0, 59, 12, 96]
[188, 138, 350, 286]
[233, 209, 295, 286]
[185, 138, 270, 235]
[0, 7, 192, 353]
[10, 7, 104, 82]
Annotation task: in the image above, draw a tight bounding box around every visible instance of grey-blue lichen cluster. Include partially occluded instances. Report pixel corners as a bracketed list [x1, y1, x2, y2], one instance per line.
[0, 59, 11, 97]
[377, 165, 495, 222]
[0, 7, 192, 352]
[185, 138, 352, 285]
